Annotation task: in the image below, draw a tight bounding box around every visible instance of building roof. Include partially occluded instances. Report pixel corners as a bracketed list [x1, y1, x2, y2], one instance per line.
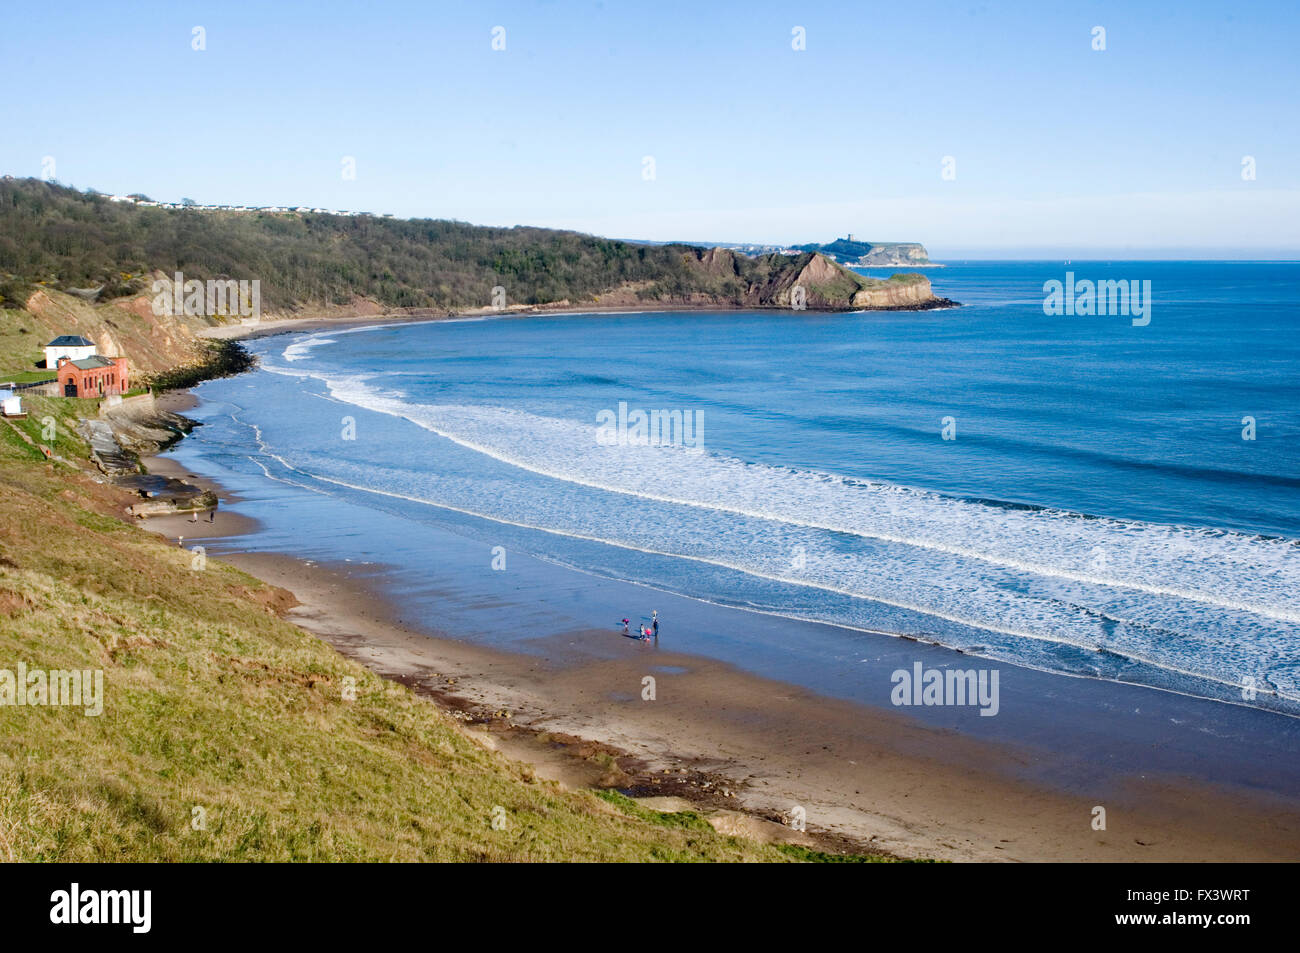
[68, 355, 116, 370]
[47, 335, 94, 347]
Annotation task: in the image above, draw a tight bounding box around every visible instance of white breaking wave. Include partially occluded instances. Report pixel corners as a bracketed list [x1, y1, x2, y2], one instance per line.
[264, 355, 1300, 627]
[281, 337, 337, 362]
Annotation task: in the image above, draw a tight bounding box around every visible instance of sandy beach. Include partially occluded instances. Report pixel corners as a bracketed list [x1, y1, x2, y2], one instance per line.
[136, 413, 1300, 862]
[194, 294, 960, 344]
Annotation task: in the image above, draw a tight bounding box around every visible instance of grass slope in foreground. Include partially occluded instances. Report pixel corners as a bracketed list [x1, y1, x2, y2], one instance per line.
[0, 409, 898, 861]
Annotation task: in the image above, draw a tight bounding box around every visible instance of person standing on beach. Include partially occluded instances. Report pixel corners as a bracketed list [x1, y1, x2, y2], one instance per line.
[651, 610, 659, 639]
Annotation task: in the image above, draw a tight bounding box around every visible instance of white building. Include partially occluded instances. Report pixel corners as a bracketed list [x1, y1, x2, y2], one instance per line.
[0, 389, 23, 417]
[44, 335, 97, 370]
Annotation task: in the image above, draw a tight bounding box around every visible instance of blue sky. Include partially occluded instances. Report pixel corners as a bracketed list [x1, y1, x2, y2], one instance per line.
[3, 0, 1297, 256]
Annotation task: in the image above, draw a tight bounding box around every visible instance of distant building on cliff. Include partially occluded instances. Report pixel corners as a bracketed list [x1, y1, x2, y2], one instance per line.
[56, 354, 130, 398]
[43, 335, 96, 370]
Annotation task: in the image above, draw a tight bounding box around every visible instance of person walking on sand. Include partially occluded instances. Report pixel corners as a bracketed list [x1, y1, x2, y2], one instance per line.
[621, 618, 630, 637]
[651, 610, 659, 639]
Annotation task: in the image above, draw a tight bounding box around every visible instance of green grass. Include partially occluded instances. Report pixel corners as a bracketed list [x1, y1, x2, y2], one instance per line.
[0, 310, 45, 379]
[4, 394, 93, 462]
[857, 272, 928, 290]
[594, 790, 715, 833]
[593, 791, 915, 862]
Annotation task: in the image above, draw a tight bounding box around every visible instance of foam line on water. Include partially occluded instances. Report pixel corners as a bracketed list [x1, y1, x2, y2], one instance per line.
[261, 360, 1300, 627]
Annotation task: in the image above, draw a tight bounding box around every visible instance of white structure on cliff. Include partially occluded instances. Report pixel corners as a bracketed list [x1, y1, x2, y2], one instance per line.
[44, 335, 96, 370]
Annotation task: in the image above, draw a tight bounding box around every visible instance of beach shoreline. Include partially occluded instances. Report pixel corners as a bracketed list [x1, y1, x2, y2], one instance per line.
[136, 389, 1300, 861]
[196, 296, 962, 343]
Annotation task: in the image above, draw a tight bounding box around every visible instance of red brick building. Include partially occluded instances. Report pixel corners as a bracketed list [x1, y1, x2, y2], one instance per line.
[57, 355, 130, 398]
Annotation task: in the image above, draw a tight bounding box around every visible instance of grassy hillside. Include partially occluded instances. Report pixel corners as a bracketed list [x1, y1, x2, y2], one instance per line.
[0, 178, 912, 314]
[0, 410, 896, 861]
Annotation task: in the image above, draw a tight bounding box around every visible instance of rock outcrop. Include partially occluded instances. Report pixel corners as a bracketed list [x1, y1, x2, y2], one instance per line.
[78, 419, 140, 476]
[100, 392, 194, 455]
[850, 275, 943, 309]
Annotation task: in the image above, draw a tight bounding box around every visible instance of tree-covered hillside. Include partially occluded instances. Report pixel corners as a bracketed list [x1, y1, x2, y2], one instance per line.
[0, 179, 755, 311]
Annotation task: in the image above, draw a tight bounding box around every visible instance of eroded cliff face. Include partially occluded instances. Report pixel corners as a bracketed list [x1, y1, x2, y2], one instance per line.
[854, 243, 932, 267]
[698, 246, 743, 276]
[850, 276, 936, 308]
[10, 277, 230, 378]
[753, 253, 865, 308]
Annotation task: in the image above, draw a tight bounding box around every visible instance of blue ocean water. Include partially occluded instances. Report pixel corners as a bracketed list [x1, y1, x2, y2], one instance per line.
[181, 262, 1300, 714]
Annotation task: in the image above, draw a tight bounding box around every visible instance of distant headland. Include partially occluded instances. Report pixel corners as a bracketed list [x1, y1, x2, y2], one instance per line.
[711, 237, 939, 268]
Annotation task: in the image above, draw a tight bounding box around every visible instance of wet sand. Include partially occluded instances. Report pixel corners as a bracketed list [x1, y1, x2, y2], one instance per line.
[136, 451, 260, 541]
[218, 550, 1300, 861]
